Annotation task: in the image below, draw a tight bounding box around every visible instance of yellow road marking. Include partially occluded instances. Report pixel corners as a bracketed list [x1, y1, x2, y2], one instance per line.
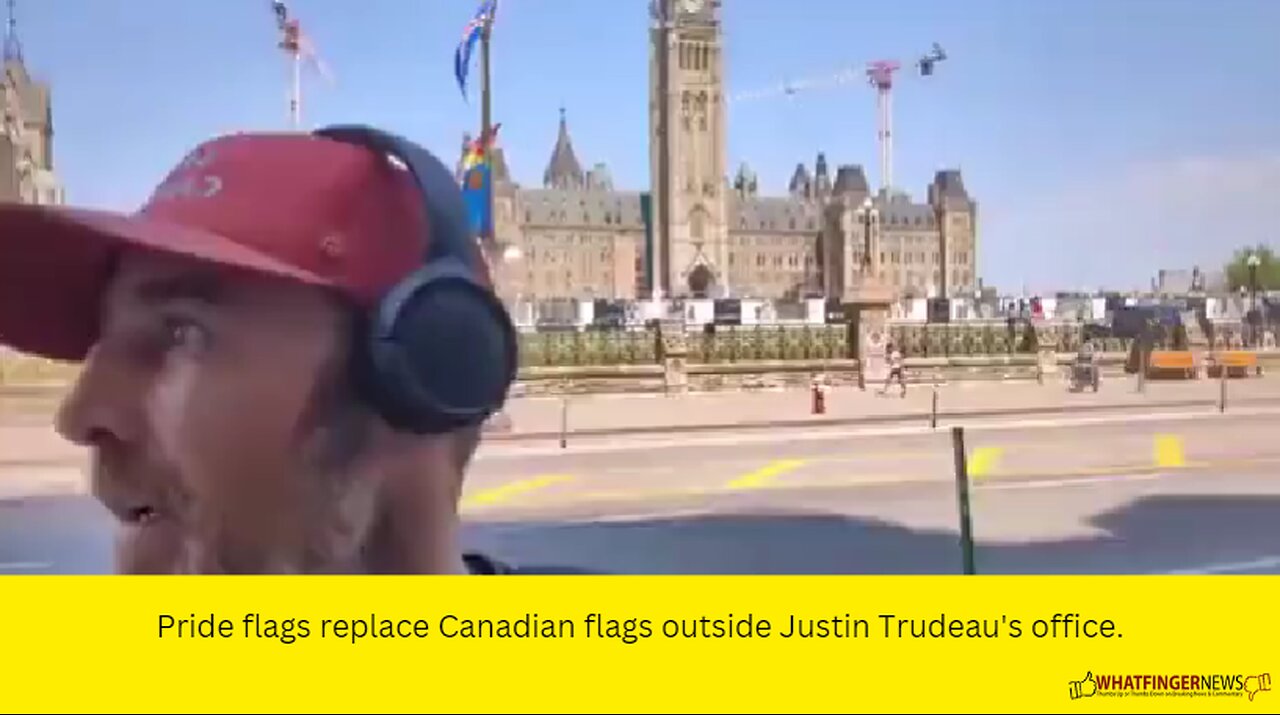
[1154, 434, 1185, 468]
[726, 459, 807, 490]
[473, 437, 1221, 478]
[460, 455, 1280, 515]
[461, 474, 574, 509]
[968, 447, 1004, 479]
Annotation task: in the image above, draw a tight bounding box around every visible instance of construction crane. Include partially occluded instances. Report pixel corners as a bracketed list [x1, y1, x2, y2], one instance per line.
[269, 1, 334, 129]
[729, 43, 948, 193]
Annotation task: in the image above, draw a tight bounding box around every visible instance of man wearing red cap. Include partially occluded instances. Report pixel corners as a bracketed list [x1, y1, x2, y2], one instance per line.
[0, 127, 519, 574]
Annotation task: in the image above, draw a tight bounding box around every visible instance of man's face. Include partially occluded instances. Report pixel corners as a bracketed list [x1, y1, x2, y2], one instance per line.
[56, 249, 379, 574]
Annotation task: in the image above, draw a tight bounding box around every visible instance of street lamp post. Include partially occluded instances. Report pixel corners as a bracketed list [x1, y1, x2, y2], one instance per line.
[500, 244, 524, 324]
[852, 196, 879, 391]
[855, 196, 876, 274]
[1248, 253, 1261, 347]
[936, 203, 947, 301]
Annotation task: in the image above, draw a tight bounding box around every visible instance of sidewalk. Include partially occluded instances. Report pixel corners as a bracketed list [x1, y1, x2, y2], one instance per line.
[494, 376, 1280, 439]
[6, 377, 1280, 465]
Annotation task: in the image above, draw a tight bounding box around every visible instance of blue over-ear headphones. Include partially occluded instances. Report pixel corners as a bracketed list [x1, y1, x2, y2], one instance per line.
[312, 124, 518, 435]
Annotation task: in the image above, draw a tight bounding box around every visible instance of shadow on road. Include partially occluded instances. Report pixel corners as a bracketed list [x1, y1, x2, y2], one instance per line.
[5, 493, 1280, 575]
[462, 494, 1280, 575]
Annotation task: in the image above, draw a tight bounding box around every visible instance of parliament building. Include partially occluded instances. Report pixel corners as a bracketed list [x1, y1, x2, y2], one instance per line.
[478, 0, 978, 310]
[0, 26, 61, 207]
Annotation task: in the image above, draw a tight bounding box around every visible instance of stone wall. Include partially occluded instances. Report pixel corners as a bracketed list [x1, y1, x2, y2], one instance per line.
[12, 320, 1263, 399]
[0, 349, 78, 387]
[7, 348, 1278, 399]
[514, 321, 1132, 367]
[510, 353, 1143, 396]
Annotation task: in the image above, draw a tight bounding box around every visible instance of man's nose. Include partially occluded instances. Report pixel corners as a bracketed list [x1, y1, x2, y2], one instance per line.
[55, 345, 142, 449]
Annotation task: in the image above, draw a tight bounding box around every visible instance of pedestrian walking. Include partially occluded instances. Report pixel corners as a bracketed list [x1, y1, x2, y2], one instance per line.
[879, 341, 907, 397]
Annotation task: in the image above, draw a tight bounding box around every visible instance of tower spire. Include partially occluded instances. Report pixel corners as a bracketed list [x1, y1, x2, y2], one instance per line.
[4, 0, 20, 63]
[543, 105, 583, 189]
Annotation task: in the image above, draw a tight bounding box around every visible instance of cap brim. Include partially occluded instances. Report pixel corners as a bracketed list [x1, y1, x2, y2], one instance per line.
[0, 203, 328, 362]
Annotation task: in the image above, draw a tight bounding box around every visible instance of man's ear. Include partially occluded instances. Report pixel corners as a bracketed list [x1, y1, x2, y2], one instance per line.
[451, 424, 483, 473]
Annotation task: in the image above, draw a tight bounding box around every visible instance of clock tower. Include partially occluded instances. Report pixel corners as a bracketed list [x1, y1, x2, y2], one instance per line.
[649, 0, 729, 299]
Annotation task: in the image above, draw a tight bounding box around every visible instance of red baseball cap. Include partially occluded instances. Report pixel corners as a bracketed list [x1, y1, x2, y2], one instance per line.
[0, 130, 488, 362]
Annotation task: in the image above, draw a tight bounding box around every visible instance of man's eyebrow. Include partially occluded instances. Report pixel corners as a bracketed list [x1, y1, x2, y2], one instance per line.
[131, 273, 227, 307]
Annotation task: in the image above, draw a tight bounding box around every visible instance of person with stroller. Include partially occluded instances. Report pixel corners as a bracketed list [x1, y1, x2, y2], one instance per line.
[1070, 341, 1100, 392]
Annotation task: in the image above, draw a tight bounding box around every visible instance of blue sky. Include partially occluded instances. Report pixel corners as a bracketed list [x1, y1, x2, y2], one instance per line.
[18, 0, 1280, 293]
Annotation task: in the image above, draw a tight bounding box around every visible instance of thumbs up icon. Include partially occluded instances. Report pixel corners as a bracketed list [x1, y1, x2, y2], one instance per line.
[1069, 672, 1098, 700]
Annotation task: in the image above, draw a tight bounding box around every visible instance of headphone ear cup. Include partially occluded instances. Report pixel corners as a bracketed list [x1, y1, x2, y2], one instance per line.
[311, 125, 517, 433]
[359, 264, 517, 434]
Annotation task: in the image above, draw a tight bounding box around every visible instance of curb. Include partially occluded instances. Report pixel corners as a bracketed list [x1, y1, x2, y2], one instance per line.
[486, 396, 1280, 443]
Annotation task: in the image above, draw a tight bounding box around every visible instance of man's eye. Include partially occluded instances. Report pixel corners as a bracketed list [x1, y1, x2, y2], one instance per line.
[161, 318, 210, 353]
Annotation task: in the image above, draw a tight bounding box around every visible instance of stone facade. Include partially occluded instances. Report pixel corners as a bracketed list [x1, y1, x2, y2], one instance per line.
[478, 0, 978, 306]
[822, 169, 979, 303]
[0, 56, 61, 206]
[483, 113, 648, 304]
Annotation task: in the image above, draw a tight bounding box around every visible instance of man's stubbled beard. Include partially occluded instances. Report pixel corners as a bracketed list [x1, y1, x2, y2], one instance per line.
[292, 373, 383, 574]
[179, 336, 383, 575]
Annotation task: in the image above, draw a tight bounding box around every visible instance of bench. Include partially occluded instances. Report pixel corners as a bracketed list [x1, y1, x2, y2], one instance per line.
[1208, 351, 1262, 379]
[1146, 351, 1197, 379]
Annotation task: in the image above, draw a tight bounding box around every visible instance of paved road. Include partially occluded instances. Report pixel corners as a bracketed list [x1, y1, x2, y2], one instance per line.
[11, 375, 1280, 442]
[3, 407, 1279, 575]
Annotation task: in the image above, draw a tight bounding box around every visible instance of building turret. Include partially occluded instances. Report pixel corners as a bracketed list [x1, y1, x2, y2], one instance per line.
[542, 107, 585, 190]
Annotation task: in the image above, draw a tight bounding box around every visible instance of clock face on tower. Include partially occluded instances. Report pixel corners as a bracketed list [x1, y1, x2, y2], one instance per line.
[680, 0, 705, 14]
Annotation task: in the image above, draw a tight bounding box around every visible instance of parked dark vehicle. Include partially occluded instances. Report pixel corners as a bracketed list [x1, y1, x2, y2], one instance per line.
[1081, 322, 1112, 343]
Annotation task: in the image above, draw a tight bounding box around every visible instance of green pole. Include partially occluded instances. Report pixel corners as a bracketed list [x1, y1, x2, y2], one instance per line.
[480, 14, 496, 250]
[951, 426, 977, 575]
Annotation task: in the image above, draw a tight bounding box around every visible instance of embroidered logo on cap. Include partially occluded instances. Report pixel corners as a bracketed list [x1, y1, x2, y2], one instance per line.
[151, 144, 224, 203]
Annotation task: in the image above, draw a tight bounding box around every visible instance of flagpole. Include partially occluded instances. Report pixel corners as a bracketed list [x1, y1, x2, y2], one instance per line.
[479, 10, 496, 250]
[290, 50, 302, 129]
[655, 2, 671, 302]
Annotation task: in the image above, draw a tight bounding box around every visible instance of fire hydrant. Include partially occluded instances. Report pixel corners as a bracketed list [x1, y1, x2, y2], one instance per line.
[811, 378, 827, 415]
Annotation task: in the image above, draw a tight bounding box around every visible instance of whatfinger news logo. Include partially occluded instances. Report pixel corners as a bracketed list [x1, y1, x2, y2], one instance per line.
[1069, 671, 1272, 701]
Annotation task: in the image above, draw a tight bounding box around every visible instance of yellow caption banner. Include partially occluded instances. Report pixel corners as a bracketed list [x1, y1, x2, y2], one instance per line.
[0, 576, 1275, 713]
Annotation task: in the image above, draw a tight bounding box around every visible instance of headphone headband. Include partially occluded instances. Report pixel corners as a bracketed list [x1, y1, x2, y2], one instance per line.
[313, 124, 478, 271]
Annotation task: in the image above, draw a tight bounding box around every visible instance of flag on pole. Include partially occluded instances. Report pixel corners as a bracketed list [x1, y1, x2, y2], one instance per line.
[454, 0, 497, 101]
[461, 124, 502, 172]
[461, 124, 501, 238]
[462, 163, 493, 239]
